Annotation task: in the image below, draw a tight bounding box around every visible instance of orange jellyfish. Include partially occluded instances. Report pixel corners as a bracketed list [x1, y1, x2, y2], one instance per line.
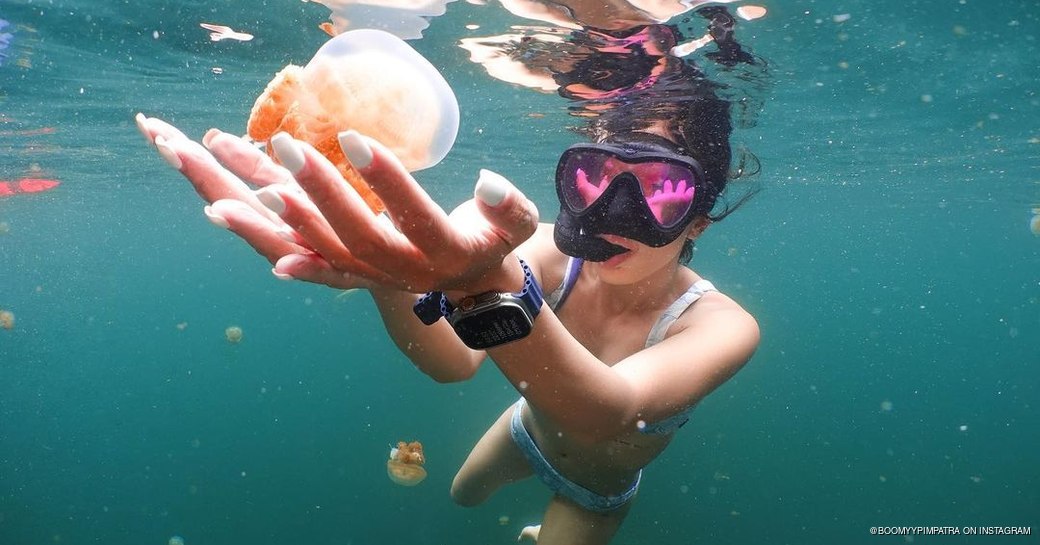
[387, 440, 427, 486]
[247, 29, 459, 214]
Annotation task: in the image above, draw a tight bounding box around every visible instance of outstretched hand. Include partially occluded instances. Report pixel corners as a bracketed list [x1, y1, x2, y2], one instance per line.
[135, 114, 539, 293]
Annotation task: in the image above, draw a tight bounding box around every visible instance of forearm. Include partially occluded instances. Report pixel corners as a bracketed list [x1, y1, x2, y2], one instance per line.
[486, 306, 638, 442]
[369, 287, 485, 382]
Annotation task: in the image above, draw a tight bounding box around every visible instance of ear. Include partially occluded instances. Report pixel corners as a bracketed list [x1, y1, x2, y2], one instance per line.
[687, 216, 711, 240]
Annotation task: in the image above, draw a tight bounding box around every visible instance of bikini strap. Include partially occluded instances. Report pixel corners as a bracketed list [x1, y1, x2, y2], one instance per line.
[545, 257, 584, 311]
[645, 279, 717, 348]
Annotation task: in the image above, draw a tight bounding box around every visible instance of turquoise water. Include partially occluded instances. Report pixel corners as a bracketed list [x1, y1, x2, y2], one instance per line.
[1, 1, 1038, 544]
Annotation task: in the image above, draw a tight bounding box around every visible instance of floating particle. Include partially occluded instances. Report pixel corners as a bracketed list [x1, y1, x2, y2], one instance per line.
[168, 537, 185, 545]
[959, 424, 968, 432]
[466, 24, 480, 30]
[952, 25, 968, 36]
[0, 310, 13, 330]
[176, 322, 188, 331]
[199, 23, 254, 42]
[921, 94, 933, 103]
[0, 221, 8, 234]
[498, 515, 510, 526]
[211, 67, 224, 75]
[225, 325, 243, 343]
[833, 13, 851, 23]
[880, 400, 893, 412]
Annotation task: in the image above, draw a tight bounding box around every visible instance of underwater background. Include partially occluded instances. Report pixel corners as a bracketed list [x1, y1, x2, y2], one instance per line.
[1, 1, 1037, 544]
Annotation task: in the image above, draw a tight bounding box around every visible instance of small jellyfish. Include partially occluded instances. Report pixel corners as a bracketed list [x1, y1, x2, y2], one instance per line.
[224, 326, 243, 344]
[168, 536, 185, 545]
[0, 310, 14, 330]
[387, 440, 427, 486]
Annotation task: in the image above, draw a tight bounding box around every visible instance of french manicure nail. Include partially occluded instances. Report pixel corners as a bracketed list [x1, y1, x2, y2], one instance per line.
[272, 268, 294, 281]
[203, 206, 230, 229]
[202, 128, 221, 149]
[338, 130, 373, 169]
[475, 169, 511, 207]
[134, 113, 151, 143]
[256, 187, 286, 216]
[154, 135, 183, 170]
[271, 132, 305, 174]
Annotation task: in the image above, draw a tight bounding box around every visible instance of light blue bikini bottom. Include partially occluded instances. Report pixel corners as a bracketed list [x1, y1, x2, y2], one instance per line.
[509, 399, 640, 513]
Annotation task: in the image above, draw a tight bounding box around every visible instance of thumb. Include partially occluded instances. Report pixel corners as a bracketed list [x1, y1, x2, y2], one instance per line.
[473, 169, 539, 249]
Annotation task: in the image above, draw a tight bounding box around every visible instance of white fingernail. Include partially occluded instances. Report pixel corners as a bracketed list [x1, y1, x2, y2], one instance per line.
[203, 206, 230, 229]
[475, 169, 511, 207]
[271, 132, 305, 174]
[134, 113, 151, 143]
[338, 130, 372, 169]
[272, 268, 294, 281]
[154, 135, 183, 170]
[256, 187, 286, 216]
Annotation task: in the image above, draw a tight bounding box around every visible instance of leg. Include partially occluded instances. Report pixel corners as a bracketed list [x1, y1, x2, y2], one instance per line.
[533, 494, 633, 545]
[451, 405, 534, 507]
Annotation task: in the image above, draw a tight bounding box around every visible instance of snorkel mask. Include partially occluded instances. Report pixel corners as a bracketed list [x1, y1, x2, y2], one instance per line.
[554, 134, 709, 261]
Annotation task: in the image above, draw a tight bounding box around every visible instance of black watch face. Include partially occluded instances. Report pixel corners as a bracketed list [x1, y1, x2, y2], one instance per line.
[452, 305, 534, 349]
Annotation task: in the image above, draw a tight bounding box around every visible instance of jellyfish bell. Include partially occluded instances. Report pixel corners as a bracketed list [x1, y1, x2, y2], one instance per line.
[247, 29, 459, 214]
[0, 310, 14, 330]
[224, 325, 243, 343]
[387, 459, 427, 486]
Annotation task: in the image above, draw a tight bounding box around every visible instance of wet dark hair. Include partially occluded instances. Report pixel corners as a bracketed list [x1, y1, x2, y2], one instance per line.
[559, 9, 767, 264]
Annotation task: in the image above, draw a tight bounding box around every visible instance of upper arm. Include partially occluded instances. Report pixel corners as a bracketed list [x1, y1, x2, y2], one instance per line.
[612, 294, 760, 425]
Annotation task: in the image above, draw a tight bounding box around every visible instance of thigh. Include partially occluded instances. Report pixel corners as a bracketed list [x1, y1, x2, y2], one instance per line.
[451, 404, 534, 506]
[535, 494, 633, 545]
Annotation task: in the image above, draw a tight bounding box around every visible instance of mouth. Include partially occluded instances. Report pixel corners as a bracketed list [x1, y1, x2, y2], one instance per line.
[598, 234, 636, 252]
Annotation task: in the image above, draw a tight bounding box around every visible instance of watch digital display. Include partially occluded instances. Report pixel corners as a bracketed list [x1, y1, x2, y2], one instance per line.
[448, 301, 534, 349]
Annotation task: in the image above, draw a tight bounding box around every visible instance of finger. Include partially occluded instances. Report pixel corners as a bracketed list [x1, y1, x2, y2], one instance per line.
[206, 199, 301, 264]
[473, 169, 540, 252]
[270, 133, 418, 266]
[273, 253, 377, 290]
[152, 134, 284, 225]
[134, 113, 189, 144]
[202, 129, 294, 188]
[254, 184, 401, 287]
[338, 130, 456, 254]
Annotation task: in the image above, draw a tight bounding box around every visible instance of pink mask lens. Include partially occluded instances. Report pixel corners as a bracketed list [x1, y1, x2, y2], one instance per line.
[563, 151, 698, 228]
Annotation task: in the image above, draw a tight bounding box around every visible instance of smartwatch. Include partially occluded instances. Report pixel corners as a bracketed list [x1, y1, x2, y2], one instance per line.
[413, 258, 543, 349]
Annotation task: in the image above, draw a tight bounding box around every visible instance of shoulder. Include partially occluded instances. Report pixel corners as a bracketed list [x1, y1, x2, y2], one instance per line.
[673, 283, 760, 356]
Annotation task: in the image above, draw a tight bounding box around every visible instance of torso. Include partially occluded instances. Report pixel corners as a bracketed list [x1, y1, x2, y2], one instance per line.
[517, 226, 706, 495]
